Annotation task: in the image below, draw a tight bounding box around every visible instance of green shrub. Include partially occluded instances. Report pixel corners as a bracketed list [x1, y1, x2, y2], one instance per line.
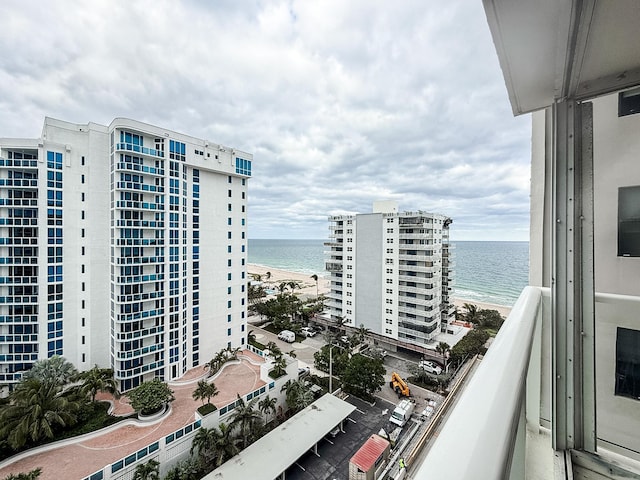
[268, 369, 286, 380]
[126, 379, 174, 415]
[197, 403, 218, 416]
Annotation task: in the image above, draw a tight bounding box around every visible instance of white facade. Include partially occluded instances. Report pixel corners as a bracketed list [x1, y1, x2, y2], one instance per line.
[0, 117, 252, 391]
[414, 2, 640, 478]
[326, 202, 454, 350]
[530, 90, 640, 460]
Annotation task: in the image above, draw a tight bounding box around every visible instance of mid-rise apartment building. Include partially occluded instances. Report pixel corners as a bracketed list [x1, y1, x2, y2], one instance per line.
[0, 117, 252, 392]
[325, 201, 454, 351]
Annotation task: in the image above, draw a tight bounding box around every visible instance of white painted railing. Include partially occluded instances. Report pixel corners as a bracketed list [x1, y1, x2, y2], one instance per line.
[414, 286, 543, 479]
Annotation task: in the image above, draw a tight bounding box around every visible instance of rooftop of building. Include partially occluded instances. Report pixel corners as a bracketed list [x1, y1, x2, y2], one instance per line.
[0, 350, 266, 480]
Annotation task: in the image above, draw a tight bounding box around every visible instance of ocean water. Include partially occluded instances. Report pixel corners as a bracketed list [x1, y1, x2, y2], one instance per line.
[248, 239, 529, 307]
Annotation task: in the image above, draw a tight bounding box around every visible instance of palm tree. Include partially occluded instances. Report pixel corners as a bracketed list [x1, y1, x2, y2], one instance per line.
[462, 303, 480, 325]
[265, 341, 282, 358]
[310, 274, 319, 298]
[1, 468, 42, 480]
[281, 379, 314, 414]
[190, 426, 220, 466]
[192, 380, 219, 405]
[277, 281, 288, 294]
[247, 329, 257, 346]
[132, 459, 160, 480]
[78, 365, 119, 402]
[356, 324, 370, 346]
[0, 378, 82, 449]
[258, 395, 277, 424]
[206, 350, 227, 376]
[230, 396, 263, 449]
[226, 346, 241, 360]
[22, 355, 78, 387]
[265, 271, 271, 282]
[287, 281, 302, 293]
[436, 342, 451, 371]
[213, 422, 239, 466]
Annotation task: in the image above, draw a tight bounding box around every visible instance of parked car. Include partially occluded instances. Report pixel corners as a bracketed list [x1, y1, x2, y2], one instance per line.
[418, 360, 442, 375]
[368, 347, 388, 359]
[420, 405, 435, 420]
[301, 327, 316, 337]
[278, 330, 296, 343]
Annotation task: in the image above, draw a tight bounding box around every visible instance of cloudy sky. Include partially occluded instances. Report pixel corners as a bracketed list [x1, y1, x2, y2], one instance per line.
[0, 0, 531, 241]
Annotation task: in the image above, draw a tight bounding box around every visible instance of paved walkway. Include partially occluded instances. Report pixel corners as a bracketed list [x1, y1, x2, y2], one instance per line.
[0, 352, 265, 480]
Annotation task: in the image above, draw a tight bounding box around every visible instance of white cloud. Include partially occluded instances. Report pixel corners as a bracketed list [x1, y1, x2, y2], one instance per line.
[0, 0, 531, 241]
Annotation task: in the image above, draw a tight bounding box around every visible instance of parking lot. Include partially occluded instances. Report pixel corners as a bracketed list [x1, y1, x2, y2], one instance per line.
[284, 395, 400, 480]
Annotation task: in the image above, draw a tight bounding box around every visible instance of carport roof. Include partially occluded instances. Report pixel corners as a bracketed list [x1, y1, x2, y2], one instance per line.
[205, 393, 357, 480]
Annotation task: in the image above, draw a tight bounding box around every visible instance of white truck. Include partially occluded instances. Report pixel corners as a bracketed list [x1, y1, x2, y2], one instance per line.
[389, 399, 415, 427]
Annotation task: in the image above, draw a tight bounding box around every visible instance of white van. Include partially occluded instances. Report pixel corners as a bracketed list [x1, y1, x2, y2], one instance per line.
[278, 330, 296, 343]
[390, 399, 415, 427]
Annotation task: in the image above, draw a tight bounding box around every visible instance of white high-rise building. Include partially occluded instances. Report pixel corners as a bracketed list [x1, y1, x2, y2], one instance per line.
[0, 117, 252, 392]
[325, 201, 454, 352]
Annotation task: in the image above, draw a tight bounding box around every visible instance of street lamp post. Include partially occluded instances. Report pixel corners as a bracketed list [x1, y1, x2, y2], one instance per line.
[329, 344, 334, 394]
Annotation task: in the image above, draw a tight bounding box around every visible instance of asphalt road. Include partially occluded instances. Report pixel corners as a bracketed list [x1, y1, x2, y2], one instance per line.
[249, 324, 444, 416]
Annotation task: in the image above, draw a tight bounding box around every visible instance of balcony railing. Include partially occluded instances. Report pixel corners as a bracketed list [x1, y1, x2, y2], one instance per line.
[415, 286, 543, 479]
[413, 288, 640, 479]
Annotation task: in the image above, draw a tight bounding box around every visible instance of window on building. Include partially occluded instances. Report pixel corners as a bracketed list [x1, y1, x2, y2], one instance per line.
[618, 186, 640, 256]
[615, 327, 640, 400]
[619, 87, 640, 117]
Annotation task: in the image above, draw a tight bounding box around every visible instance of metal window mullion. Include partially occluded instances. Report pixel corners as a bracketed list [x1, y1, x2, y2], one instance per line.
[577, 102, 596, 453]
[552, 99, 596, 453]
[552, 100, 576, 451]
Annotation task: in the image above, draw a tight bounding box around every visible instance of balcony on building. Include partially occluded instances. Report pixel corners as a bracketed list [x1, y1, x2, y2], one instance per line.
[414, 2, 640, 479]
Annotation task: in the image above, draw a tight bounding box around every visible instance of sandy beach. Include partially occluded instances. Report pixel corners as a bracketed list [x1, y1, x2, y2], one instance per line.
[247, 263, 513, 317]
[248, 264, 329, 299]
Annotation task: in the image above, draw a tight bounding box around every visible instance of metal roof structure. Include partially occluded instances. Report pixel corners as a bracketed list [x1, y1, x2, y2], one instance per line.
[350, 434, 390, 472]
[205, 393, 356, 480]
[483, 0, 640, 114]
